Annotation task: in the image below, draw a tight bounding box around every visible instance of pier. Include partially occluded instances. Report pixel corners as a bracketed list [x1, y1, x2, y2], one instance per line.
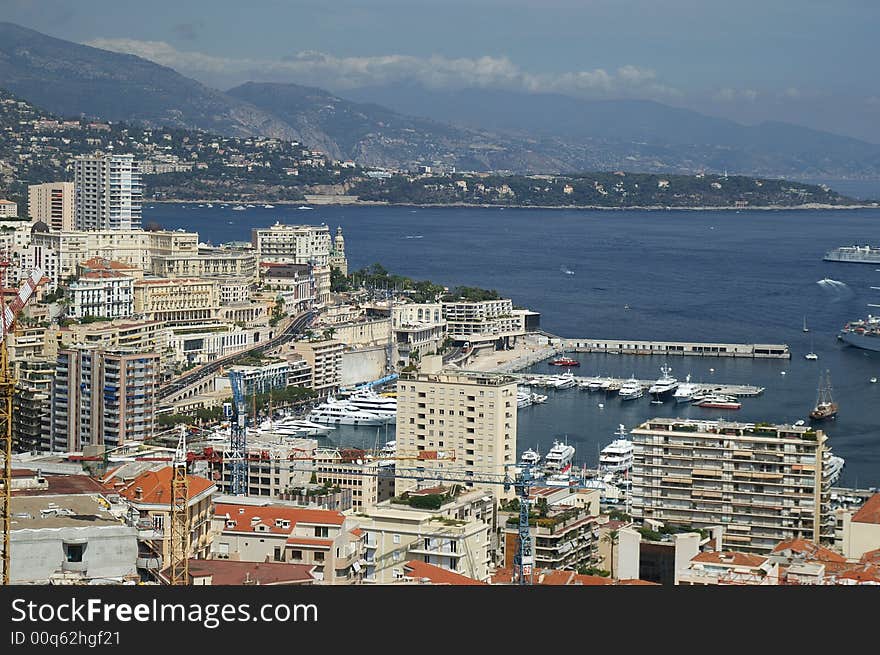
[512, 373, 765, 397]
[560, 338, 790, 359]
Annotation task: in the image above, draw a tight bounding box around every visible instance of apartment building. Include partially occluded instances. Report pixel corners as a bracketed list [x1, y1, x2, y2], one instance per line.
[49, 347, 159, 451]
[28, 181, 74, 231]
[204, 438, 315, 498]
[227, 360, 295, 396]
[395, 355, 517, 495]
[677, 551, 780, 585]
[0, 198, 18, 217]
[357, 496, 493, 583]
[835, 493, 880, 560]
[151, 246, 257, 282]
[442, 298, 534, 346]
[259, 262, 315, 311]
[630, 418, 834, 553]
[0, 219, 37, 284]
[312, 448, 382, 511]
[74, 153, 142, 230]
[110, 468, 216, 574]
[210, 502, 365, 584]
[13, 360, 53, 452]
[251, 223, 331, 303]
[133, 277, 220, 325]
[166, 323, 267, 367]
[289, 338, 344, 395]
[67, 271, 135, 319]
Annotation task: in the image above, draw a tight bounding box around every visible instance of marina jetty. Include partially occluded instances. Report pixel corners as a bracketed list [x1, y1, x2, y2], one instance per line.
[556, 337, 790, 359]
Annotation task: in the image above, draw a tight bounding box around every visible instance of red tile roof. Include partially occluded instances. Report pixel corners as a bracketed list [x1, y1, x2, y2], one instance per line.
[772, 538, 846, 563]
[852, 493, 880, 525]
[286, 537, 333, 548]
[12, 474, 106, 497]
[616, 579, 661, 586]
[490, 567, 514, 584]
[538, 570, 576, 586]
[80, 257, 135, 271]
[113, 467, 214, 504]
[187, 559, 315, 585]
[837, 563, 880, 584]
[860, 549, 880, 564]
[692, 551, 768, 568]
[403, 560, 486, 585]
[215, 503, 345, 536]
[571, 574, 614, 586]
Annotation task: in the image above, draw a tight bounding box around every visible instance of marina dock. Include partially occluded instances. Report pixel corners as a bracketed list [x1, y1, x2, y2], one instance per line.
[513, 373, 765, 397]
[560, 338, 790, 359]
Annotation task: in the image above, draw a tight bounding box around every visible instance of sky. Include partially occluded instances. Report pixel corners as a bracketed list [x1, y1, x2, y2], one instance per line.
[5, 0, 880, 142]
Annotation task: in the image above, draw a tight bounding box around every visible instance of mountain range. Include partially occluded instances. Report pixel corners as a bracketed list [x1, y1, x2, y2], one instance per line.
[2, 21, 880, 179]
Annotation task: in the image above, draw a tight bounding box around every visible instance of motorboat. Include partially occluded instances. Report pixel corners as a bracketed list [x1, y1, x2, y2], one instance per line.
[805, 352, 819, 360]
[618, 377, 644, 401]
[543, 440, 575, 474]
[648, 365, 678, 401]
[551, 372, 577, 389]
[530, 392, 548, 404]
[673, 374, 700, 404]
[520, 448, 541, 467]
[550, 356, 580, 367]
[599, 425, 634, 474]
[231, 205, 246, 211]
[517, 390, 533, 408]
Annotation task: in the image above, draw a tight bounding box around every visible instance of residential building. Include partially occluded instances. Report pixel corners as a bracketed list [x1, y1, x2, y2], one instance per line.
[630, 418, 833, 553]
[110, 467, 215, 576]
[2, 494, 138, 584]
[251, 222, 331, 303]
[226, 360, 294, 396]
[13, 360, 53, 452]
[259, 262, 315, 312]
[395, 355, 517, 495]
[50, 347, 159, 451]
[0, 198, 18, 217]
[28, 181, 74, 231]
[210, 502, 365, 585]
[289, 338, 344, 395]
[358, 495, 493, 583]
[312, 448, 382, 511]
[151, 246, 258, 282]
[166, 322, 269, 367]
[74, 153, 142, 230]
[0, 218, 37, 283]
[59, 319, 167, 366]
[399, 560, 485, 585]
[677, 551, 780, 585]
[204, 439, 316, 499]
[187, 560, 315, 586]
[836, 493, 880, 560]
[133, 277, 220, 325]
[67, 271, 135, 319]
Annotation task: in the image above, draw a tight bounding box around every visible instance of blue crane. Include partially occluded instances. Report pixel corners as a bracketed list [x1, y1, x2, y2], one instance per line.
[227, 369, 248, 496]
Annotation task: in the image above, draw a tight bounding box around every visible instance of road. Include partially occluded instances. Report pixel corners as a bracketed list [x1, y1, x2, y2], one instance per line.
[157, 310, 316, 401]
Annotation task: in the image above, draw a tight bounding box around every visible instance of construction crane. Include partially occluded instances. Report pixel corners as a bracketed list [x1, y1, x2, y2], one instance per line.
[168, 425, 190, 586]
[226, 370, 247, 496]
[1, 267, 43, 586]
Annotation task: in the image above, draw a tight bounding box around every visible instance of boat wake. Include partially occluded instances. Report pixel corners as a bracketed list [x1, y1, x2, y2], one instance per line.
[404, 235, 424, 239]
[818, 278, 854, 301]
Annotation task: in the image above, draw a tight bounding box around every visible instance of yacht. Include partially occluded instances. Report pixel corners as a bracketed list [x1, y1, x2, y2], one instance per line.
[805, 351, 819, 361]
[648, 365, 678, 401]
[694, 394, 742, 410]
[263, 204, 275, 208]
[307, 397, 389, 426]
[543, 440, 575, 474]
[270, 416, 334, 436]
[587, 378, 605, 391]
[297, 206, 313, 210]
[530, 392, 548, 404]
[231, 205, 246, 211]
[517, 390, 533, 408]
[673, 375, 700, 404]
[551, 372, 577, 389]
[824, 454, 845, 485]
[520, 448, 541, 468]
[599, 425, 634, 474]
[618, 377, 644, 401]
[346, 388, 397, 423]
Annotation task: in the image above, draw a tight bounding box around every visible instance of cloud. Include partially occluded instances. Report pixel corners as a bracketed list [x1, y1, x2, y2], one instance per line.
[713, 87, 758, 103]
[84, 38, 676, 99]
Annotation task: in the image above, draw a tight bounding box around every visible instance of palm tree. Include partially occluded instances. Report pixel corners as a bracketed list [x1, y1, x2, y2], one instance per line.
[602, 529, 620, 579]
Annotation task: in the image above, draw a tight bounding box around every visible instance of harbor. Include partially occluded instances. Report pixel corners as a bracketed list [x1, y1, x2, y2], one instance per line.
[511, 372, 765, 397]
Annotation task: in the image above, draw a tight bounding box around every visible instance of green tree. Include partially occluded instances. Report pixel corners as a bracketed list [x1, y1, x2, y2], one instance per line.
[603, 529, 620, 579]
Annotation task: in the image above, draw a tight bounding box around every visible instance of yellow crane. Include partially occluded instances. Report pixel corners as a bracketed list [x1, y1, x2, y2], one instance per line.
[168, 425, 190, 586]
[1, 268, 44, 585]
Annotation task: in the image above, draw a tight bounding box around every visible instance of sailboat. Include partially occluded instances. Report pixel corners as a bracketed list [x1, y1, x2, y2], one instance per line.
[803, 316, 810, 333]
[809, 370, 838, 420]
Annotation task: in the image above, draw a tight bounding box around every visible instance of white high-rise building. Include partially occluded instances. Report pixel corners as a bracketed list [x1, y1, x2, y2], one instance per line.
[74, 153, 142, 231]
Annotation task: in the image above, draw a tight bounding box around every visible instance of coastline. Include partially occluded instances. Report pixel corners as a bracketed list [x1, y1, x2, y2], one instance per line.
[147, 199, 880, 212]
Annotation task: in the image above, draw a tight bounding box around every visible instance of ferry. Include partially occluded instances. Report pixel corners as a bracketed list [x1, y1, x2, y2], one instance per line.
[695, 394, 741, 410]
[648, 365, 678, 401]
[543, 440, 575, 474]
[823, 244, 880, 264]
[840, 315, 880, 353]
[307, 397, 389, 426]
[673, 374, 700, 403]
[618, 377, 644, 401]
[550, 356, 580, 367]
[599, 425, 634, 474]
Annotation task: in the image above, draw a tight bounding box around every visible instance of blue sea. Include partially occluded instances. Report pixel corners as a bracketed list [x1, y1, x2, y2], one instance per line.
[146, 203, 880, 487]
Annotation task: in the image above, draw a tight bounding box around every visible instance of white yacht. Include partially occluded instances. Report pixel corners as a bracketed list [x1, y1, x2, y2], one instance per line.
[520, 448, 541, 467]
[587, 378, 605, 391]
[648, 365, 678, 401]
[517, 390, 533, 408]
[673, 374, 701, 404]
[824, 454, 845, 485]
[269, 417, 334, 436]
[618, 377, 644, 400]
[599, 425, 634, 474]
[231, 205, 246, 211]
[530, 392, 548, 404]
[346, 388, 397, 423]
[263, 204, 275, 208]
[551, 372, 578, 389]
[307, 397, 389, 426]
[543, 440, 575, 474]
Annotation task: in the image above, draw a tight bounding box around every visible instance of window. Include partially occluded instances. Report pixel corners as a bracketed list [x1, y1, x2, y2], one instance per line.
[290, 550, 303, 561]
[314, 551, 325, 562]
[315, 526, 329, 538]
[392, 568, 404, 579]
[273, 547, 284, 562]
[64, 543, 84, 562]
[393, 534, 401, 544]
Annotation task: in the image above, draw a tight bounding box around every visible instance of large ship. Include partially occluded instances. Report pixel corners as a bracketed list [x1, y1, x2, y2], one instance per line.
[823, 245, 880, 264]
[839, 271, 880, 352]
[648, 364, 678, 401]
[307, 397, 390, 426]
[599, 425, 634, 474]
[543, 440, 576, 474]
